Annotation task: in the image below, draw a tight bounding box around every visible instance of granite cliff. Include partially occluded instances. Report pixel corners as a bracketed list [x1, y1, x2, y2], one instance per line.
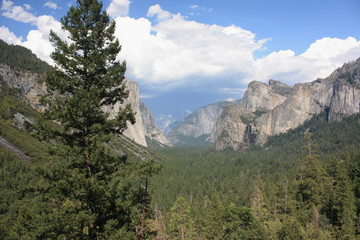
[167, 100, 233, 145]
[140, 102, 172, 147]
[102, 78, 148, 146]
[0, 62, 169, 147]
[214, 58, 360, 150]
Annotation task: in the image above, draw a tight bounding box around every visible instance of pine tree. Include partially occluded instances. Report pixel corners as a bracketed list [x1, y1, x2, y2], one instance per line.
[46, 0, 134, 173]
[34, 0, 157, 238]
[331, 158, 356, 239]
[202, 190, 225, 240]
[168, 196, 195, 240]
[295, 133, 330, 224]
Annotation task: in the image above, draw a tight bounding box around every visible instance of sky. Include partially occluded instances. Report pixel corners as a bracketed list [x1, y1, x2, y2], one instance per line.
[1, 0, 360, 118]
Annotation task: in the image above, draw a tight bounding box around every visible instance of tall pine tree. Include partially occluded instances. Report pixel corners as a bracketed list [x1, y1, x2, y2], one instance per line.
[36, 0, 157, 238]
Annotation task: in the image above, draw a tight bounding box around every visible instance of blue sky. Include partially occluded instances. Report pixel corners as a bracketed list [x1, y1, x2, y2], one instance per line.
[1, 0, 360, 118]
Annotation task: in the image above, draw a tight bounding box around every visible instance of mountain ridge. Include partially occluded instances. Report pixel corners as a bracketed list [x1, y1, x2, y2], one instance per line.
[0, 40, 170, 147]
[215, 57, 360, 150]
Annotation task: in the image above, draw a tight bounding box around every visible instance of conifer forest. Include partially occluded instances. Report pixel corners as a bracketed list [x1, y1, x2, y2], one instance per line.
[1, 0, 360, 239]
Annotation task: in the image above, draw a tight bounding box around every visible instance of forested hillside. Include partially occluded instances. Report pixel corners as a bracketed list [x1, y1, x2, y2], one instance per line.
[150, 112, 360, 239]
[0, 39, 50, 74]
[2, 43, 360, 238]
[1, 0, 360, 238]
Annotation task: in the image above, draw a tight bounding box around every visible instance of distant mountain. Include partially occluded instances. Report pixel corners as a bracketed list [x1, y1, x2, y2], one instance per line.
[167, 99, 235, 146]
[214, 58, 360, 150]
[155, 114, 179, 136]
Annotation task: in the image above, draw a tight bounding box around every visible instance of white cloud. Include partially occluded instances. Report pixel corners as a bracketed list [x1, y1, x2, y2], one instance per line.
[189, 4, 213, 13]
[106, 0, 131, 17]
[247, 37, 360, 84]
[22, 30, 54, 64]
[44, 1, 61, 10]
[20, 15, 68, 64]
[0, 1, 68, 65]
[147, 4, 171, 21]
[1, 1, 359, 93]
[111, 5, 360, 90]
[1, 0, 37, 24]
[301, 37, 359, 60]
[0, 25, 22, 44]
[1, 0, 12, 10]
[23, 4, 32, 10]
[114, 4, 267, 89]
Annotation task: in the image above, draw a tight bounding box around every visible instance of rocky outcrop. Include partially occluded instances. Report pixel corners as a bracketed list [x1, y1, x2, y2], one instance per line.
[239, 80, 291, 111]
[253, 79, 334, 145]
[140, 102, 172, 147]
[214, 58, 360, 150]
[0, 62, 165, 147]
[214, 80, 292, 150]
[167, 100, 232, 145]
[0, 63, 47, 110]
[103, 78, 148, 147]
[327, 60, 360, 122]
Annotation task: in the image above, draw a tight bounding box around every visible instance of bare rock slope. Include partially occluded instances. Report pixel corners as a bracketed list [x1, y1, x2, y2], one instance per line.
[0, 63, 169, 147]
[214, 58, 360, 150]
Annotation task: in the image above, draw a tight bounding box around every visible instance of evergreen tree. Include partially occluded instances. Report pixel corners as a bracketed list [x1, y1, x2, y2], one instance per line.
[45, 0, 134, 169]
[277, 217, 305, 240]
[30, 0, 158, 238]
[221, 204, 267, 240]
[202, 190, 225, 240]
[295, 133, 330, 224]
[168, 196, 195, 240]
[330, 158, 356, 239]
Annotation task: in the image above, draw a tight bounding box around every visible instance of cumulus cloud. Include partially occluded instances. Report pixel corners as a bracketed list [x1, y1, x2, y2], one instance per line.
[0, 1, 68, 64]
[110, 4, 360, 90]
[1, 0, 37, 24]
[106, 0, 131, 17]
[44, 1, 61, 10]
[21, 15, 67, 64]
[23, 4, 32, 10]
[114, 4, 267, 89]
[247, 37, 360, 84]
[0, 25, 22, 44]
[147, 4, 171, 21]
[1, 1, 359, 92]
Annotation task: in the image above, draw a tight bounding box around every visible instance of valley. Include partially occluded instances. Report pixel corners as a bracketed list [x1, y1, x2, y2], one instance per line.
[1, 28, 360, 239]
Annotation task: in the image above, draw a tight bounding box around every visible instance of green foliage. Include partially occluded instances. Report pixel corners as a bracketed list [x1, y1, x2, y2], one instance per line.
[0, 39, 50, 74]
[221, 204, 267, 240]
[36, 0, 158, 238]
[167, 196, 195, 240]
[150, 113, 360, 239]
[295, 133, 330, 218]
[0, 0, 159, 238]
[326, 157, 356, 239]
[277, 217, 305, 240]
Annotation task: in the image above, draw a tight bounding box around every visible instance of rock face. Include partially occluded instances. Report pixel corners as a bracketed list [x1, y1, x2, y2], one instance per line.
[155, 114, 179, 136]
[103, 78, 148, 147]
[140, 102, 172, 147]
[213, 80, 292, 150]
[214, 58, 360, 150]
[0, 62, 168, 147]
[167, 100, 232, 145]
[0, 63, 47, 110]
[239, 80, 291, 111]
